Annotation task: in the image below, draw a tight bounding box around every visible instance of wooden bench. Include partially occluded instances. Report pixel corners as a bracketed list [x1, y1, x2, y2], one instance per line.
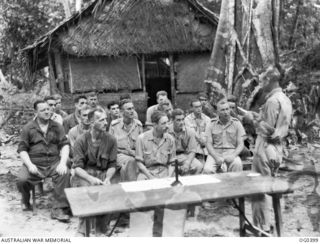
[65, 171, 293, 237]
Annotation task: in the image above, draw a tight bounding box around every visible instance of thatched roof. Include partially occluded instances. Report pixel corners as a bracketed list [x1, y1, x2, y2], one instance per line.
[22, 0, 218, 71]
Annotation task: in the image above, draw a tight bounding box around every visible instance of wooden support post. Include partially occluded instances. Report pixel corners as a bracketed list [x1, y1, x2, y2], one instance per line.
[169, 54, 176, 107]
[141, 55, 146, 92]
[239, 197, 246, 236]
[272, 194, 282, 237]
[48, 53, 57, 94]
[85, 218, 90, 237]
[53, 50, 65, 93]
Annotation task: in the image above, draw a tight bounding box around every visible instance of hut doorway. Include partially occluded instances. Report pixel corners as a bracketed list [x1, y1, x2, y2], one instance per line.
[144, 57, 171, 107]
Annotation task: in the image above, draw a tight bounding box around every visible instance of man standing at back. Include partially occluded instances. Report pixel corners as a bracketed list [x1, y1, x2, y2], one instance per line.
[63, 95, 87, 134]
[52, 93, 68, 118]
[109, 99, 143, 181]
[247, 67, 292, 233]
[145, 90, 172, 129]
[44, 96, 63, 125]
[106, 100, 121, 131]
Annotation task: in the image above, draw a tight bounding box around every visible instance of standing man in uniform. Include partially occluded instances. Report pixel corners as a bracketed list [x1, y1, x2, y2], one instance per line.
[63, 95, 87, 134]
[44, 96, 63, 125]
[68, 105, 91, 150]
[204, 99, 245, 173]
[72, 108, 118, 236]
[145, 90, 172, 129]
[17, 100, 70, 222]
[168, 108, 203, 175]
[247, 67, 292, 233]
[129, 110, 186, 237]
[109, 99, 143, 181]
[185, 99, 211, 158]
[106, 101, 121, 131]
[52, 93, 68, 118]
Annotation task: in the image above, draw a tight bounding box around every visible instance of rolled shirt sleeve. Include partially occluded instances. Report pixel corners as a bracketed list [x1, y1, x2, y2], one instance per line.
[17, 126, 30, 154]
[135, 134, 144, 163]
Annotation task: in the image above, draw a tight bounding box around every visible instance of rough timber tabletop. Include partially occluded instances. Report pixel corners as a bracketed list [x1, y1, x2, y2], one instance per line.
[65, 171, 293, 217]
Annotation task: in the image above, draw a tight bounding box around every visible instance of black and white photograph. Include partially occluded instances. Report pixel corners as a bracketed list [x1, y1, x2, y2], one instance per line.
[0, 0, 319, 240]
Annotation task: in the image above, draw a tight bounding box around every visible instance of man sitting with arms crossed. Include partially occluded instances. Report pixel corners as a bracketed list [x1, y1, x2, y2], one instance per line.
[204, 99, 245, 173]
[109, 99, 143, 182]
[185, 99, 211, 159]
[63, 95, 87, 134]
[129, 110, 186, 237]
[17, 100, 70, 222]
[72, 108, 117, 236]
[168, 108, 203, 175]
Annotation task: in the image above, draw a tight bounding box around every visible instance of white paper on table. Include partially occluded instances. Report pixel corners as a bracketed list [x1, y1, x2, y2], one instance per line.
[120, 175, 220, 192]
[180, 175, 220, 186]
[121, 178, 173, 192]
[247, 172, 261, 177]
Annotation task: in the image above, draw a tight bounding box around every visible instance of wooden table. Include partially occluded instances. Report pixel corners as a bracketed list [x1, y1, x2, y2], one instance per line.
[65, 171, 293, 237]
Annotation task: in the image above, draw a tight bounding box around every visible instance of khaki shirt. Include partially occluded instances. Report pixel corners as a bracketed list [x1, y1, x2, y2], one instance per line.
[206, 117, 246, 155]
[135, 129, 176, 167]
[167, 124, 197, 154]
[254, 88, 292, 165]
[109, 118, 143, 153]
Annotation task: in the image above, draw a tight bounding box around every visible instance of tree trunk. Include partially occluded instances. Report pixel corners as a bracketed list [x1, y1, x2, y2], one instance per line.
[206, 0, 280, 110]
[288, 0, 303, 50]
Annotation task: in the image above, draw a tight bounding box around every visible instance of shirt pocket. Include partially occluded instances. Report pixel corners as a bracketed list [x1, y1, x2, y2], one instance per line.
[211, 131, 223, 145]
[143, 151, 153, 167]
[159, 150, 170, 164]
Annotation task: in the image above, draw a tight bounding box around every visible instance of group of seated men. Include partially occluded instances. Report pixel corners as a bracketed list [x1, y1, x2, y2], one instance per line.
[16, 90, 248, 236]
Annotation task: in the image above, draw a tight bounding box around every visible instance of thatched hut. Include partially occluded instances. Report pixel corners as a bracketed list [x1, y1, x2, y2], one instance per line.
[22, 0, 218, 122]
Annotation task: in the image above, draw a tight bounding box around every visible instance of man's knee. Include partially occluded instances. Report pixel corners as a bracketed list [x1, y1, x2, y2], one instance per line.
[190, 158, 203, 174]
[203, 156, 216, 174]
[229, 157, 243, 172]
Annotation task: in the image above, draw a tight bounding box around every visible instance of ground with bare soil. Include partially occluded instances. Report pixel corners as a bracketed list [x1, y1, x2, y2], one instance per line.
[0, 144, 319, 237]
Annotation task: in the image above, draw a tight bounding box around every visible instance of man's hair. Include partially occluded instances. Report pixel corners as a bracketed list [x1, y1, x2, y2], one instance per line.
[197, 92, 208, 100]
[52, 94, 62, 100]
[88, 108, 105, 122]
[119, 99, 132, 109]
[74, 95, 87, 104]
[216, 98, 229, 108]
[227, 95, 237, 103]
[119, 93, 131, 101]
[107, 100, 119, 109]
[151, 110, 167, 124]
[156, 90, 168, 98]
[190, 99, 201, 107]
[171, 108, 184, 120]
[87, 91, 97, 97]
[33, 100, 46, 110]
[79, 105, 91, 115]
[44, 96, 55, 102]
[261, 66, 280, 83]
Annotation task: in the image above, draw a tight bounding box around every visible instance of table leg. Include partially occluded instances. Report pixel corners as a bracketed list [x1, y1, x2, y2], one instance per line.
[272, 194, 282, 237]
[85, 218, 90, 237]
[239, 197, 246, 237]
